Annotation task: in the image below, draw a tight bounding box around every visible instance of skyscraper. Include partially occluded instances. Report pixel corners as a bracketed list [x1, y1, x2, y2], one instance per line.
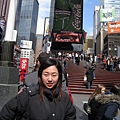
[16, 0, 39, 51]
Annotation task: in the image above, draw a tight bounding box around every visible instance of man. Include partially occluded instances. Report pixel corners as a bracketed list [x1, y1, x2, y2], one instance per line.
[18, 52, 50, 93]
[24, 52, 50, 86]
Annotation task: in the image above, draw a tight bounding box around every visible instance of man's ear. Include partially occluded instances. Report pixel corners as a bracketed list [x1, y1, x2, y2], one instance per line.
[37, 61, 40, 65]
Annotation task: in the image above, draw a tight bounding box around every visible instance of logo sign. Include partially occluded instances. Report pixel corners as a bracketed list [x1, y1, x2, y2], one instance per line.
[108, 21, 120, 34]
[52, 31, 83, 44]
[20, 58, 29, 74]
[20, 40, 32, 49]
[53, 0, 83, 32]
[100, 8, 115, 22]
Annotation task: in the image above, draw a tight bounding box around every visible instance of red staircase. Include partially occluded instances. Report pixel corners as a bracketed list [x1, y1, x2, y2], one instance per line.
[66, 60, 120, 94]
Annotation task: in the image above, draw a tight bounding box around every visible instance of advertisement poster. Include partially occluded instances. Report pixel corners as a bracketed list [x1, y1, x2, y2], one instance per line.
[100, 8, 115, 22]
[108, 21, 120, 34]
[52, 31, 83, 43]
[53, 0, 83, 32]
[20, 58, 29, 74]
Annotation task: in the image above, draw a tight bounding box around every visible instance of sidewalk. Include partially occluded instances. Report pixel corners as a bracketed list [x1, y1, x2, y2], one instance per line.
[72, 93, 120, 120]
[72, 94, 89, 120]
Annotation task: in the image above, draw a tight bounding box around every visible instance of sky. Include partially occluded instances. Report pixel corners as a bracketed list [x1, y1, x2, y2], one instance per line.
[37, 0, 100, 36]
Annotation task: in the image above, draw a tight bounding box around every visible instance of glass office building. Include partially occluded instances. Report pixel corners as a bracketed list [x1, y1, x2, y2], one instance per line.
[16, 0, 39, 51]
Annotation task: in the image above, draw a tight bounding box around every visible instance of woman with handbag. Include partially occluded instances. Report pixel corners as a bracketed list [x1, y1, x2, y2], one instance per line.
[95, 84, 120, 120]
[87, 84, 106, 120]
[85, 66, 94, 89]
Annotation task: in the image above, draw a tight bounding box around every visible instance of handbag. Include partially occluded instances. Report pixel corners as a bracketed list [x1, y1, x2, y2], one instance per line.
[83, 103, 91, 114]
[84, 75, 87, 81]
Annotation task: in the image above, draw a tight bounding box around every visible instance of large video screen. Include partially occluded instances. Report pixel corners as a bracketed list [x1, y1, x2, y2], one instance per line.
[53, 0, 83, 32]
[52, 31, 83, 43]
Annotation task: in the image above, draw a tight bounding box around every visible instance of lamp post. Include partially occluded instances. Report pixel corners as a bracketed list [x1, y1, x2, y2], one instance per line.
[100, 24, 104, 55]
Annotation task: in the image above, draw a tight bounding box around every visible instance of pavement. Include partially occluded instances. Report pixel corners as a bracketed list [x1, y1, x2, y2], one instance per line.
[72, 94, 89, 120]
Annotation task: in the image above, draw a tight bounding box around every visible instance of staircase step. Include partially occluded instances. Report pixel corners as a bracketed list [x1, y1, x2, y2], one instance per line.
[66, 60, 120, 94]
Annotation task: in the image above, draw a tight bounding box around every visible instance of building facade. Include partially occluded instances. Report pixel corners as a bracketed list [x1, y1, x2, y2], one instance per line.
[35, 34, 43, 60]
[83, 36, 94, 55]
[16, 0, 39, 51]
[94, 0, 120, 56]
[93, 6, 100, 56]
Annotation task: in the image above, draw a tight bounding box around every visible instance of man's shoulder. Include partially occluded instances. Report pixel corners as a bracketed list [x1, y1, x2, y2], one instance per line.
[26, 71, 38, 77]
[24, 71, 38, 86]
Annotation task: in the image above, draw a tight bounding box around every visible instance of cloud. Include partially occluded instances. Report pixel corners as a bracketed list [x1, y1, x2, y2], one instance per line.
[36, 0, 51, 34]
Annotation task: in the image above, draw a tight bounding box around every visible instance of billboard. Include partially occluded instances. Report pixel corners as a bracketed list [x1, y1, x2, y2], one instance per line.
[20, 40, 32, 49]
[100, 8, 115, 22]
[53, 0, 83, 32]
[108, 21, 120, 34]
[52, 31, 83, 43]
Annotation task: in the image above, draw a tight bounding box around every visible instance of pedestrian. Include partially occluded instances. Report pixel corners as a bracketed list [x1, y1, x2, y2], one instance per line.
[95, 84, 120, 120]
[25, 52, 50, 86]
[0, 59, 76, 119]
[62, 68, 69, 94]
[102, 57, 107, 70]
[85, 55, 90, 68]
[87, 84, 106, 120]
[18, 52, 50, 93]
[85, 66, 94, 89]
[91, 61, 96, 79]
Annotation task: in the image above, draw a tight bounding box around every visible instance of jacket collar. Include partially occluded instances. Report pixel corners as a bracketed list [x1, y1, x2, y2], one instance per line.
[95, 93, 120, 105]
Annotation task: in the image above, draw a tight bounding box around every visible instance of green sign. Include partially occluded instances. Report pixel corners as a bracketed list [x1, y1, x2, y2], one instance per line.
[100, 8, 115, 22]
[53, 0, 83, 33]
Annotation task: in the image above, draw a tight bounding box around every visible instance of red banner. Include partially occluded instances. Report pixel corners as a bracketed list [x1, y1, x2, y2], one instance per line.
[20, 58, 29, 74]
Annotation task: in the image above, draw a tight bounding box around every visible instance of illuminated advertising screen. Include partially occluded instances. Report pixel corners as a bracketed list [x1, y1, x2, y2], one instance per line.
[108, 21, 120, 34]
[52, 31, 83, 43]
[53, 0, 83, 32]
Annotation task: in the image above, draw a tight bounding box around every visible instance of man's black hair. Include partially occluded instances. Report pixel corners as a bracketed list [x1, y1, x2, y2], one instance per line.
[37, 52, 50, 64]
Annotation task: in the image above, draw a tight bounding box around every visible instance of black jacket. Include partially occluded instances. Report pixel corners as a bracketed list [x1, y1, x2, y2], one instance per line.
[88, 97, 98, 120]
[86, 69, 93, 82]
[0, 84, 76, 120]
[95, 94, 120, 120]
